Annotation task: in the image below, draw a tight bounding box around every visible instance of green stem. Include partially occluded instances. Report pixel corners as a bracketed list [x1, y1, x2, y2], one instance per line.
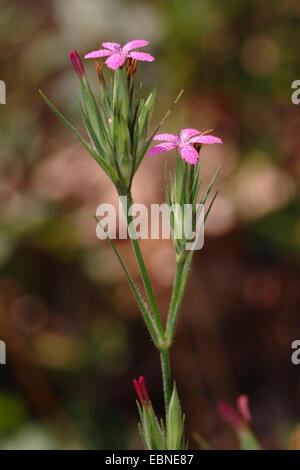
[165, 260, 185, 345]
[157, 260, 185, 414]
[121, 194, 165, 341]
[93, 215, 160, 348]
[160, 349, 171, 411]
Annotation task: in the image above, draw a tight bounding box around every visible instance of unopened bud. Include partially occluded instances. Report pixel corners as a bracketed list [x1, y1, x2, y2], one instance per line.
[133, 376, 150, 408]
[69, 50, 86, 80]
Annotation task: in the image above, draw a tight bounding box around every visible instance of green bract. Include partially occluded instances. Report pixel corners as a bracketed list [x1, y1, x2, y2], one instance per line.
[166, 383, 185, 450]
[136, 383, 186, 450]
[166, 153, 221, 262]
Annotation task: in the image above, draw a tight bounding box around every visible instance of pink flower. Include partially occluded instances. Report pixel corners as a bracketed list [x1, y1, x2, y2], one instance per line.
[69, 50, 86, 79]
[219, 395, 252, 432]
[133, 376, 150, 408]
[84, 40, 154, 70]
[148, 128, 222, 164]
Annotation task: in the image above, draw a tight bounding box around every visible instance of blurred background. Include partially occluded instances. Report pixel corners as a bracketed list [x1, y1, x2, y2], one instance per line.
[0, 0, 299, 450]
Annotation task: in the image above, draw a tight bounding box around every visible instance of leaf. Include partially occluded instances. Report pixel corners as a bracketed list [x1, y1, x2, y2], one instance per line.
[151, 89, 184, 139]
[193, 432, 212, 450]
[135, 89, 184, 171]
[137, 89, 156, 141]
[78, 99, 106, 157]
[80, 76, 111, 151]
[238, 428, 263, 450]
[39, 90, 119, 184]
[201, 165, 221, 205]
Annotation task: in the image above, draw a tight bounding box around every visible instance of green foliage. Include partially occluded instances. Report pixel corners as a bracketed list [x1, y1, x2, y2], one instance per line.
[237, 427, 262, 450]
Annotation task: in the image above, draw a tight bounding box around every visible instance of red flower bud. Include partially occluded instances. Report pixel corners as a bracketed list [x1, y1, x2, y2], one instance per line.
[69, 50, 85, 79]
[133, 376, 150, 407]
[219, 400, 243, 431]
[219, 394, 252, 432]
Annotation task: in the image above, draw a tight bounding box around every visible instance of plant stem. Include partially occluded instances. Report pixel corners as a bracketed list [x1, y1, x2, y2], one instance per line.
[93, 215, 160, 348]
[120, 195, 190, 414]
[160, 349, 171, 411]
[165, 260, 185, 344]
[121, 194, 165, 341]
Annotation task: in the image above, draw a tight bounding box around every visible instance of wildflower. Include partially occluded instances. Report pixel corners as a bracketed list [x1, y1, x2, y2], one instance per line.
[85, 40, 155, 70]
[148, 128, 222, 164]
[69, 50, 86, 79]
[219, 395, 262, 450]
[219, 394, 251, 431]
[133, 376, 150, 407]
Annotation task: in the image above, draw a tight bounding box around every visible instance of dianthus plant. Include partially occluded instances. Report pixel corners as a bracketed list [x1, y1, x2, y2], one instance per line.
[40, 40, 223, 450]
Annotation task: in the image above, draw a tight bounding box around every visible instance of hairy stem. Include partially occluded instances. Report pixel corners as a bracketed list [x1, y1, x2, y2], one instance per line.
[165, 260, 185, 345]
[160, 348, 171, 411]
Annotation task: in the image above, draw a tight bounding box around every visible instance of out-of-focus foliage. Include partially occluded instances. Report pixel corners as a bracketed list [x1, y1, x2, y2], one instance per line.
[0, 0, 299, 449]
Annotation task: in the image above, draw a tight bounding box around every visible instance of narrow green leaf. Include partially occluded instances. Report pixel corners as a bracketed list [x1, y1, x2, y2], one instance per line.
[135, 89, 184, 171]
[201, 165, 221, 205]
[39, 90, 119, 184]
[238, 428, 263, 450]
[193, 432, 212, 450]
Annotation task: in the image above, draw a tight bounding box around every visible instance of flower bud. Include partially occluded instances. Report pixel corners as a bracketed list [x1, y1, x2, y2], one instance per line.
[69, 50, 86, 79]
[219, 395, 262, 450]
[133, 376, 166, 450]
[133, 376, 150, 408]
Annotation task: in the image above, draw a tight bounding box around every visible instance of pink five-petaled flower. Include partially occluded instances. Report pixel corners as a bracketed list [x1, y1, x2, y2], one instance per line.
[219, 395, 252, 432]
[84, 40, 154, 70]
[148, 128, 222, 165]
[133, 376, 150, 408]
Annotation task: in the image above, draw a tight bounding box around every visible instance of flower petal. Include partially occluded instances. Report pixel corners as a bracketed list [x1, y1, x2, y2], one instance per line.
[180, 145, 199, 164]
[180, 128, 201, 143]
[190, 135, 223, 144]
[101, 42, 121, 51]
[148, 142, 176, 155]
[105, 54, 126, 70]
[153, 133, 178, 142]
[219, 401, 242, 431]
[123, 40, 149, 53]
[237, 395, 251, 424]
[85, 49, 112, 59]
[128, 52, 155, 62]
